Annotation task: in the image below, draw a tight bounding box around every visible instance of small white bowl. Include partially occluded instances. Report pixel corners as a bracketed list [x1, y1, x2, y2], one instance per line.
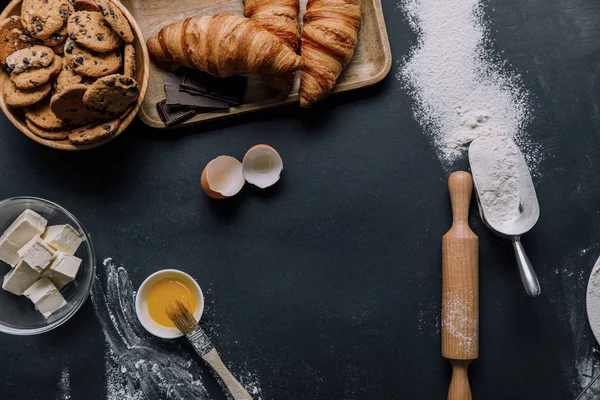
[135, 269, 204, 339]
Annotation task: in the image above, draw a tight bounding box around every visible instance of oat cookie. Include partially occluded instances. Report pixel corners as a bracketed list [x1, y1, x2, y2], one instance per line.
[50, 83, 102, 124]
[42, 24, 68, 47]
[54, 60, 83, 91]
[21, 0, 71, 40]
[11, 56, 62, 89]
[94, 0, 133, 43]
[68, 118, 119, 144]
[123, 43, 136, 78]
[3, 77, 51, 108]
[25, 96, 67, 129]
[83, 74, 139, 116]
[67, 11, 121, 53]
[74, 0, 101, 12]
[6, 45, 54, 74]
[26, 119, 69, 140]
[0, 16, 37, 67]
[64, 38, 121, 77]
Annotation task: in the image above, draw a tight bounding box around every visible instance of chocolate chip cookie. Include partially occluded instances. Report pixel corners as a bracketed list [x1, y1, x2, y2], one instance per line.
[74, 0, 101, 12]
[26, 119, 69, 140]
[123, 43, 136, 78]
[21, 0, 71, 40]
[6, 45, 55, 74]
[68, 118, 119, 144]
[3, 77, 51, 108]
[64, 38, 121, 77]
[67, 11, 121, 53]
[25, 96, 67, 129]
[11, 56, 62, 89]
[83, 74, 139, 116]
[54, 60, 83, 91]
[42, 24, 68, 47]
[50, 83, 102, 124]
[0, 16, 37, 67]
[94, 0, 134, 43]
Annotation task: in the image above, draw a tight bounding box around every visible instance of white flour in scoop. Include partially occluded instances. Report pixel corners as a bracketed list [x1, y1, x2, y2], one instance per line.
[398, 0, 536, 167]
[469, 134, 520, 223]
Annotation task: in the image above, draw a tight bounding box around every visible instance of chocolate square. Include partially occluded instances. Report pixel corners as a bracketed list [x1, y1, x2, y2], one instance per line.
[156, 100, 196, 127]
[176, 68, 247, 105]
[164, 75, 229, 110]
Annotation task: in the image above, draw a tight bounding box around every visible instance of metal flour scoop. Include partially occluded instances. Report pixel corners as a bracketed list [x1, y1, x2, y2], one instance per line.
[468, 136, 541, 297]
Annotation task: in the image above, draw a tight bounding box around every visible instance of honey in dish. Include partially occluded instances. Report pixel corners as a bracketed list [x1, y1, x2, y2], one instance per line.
[147, 278, 197, 327]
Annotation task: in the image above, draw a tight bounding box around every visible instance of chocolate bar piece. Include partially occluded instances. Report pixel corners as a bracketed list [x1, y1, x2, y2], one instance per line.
[156, 100, 196, 127]
[164, 75, 229, 111]
[176, 68, 247, 105]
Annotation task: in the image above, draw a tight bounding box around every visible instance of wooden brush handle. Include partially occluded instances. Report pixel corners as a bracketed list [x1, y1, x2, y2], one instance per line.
[442, 172, 479, 399]
[203, 348, 253, 400]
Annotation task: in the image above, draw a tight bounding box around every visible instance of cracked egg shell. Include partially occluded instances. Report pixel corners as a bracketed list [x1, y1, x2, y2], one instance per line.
[242, 144, 283, 189]
[201, 156, 245, 199]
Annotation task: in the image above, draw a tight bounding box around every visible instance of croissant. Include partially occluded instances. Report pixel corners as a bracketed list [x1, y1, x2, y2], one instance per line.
[147, 14, 303, 78]
[299, 0, 362, 107]
[243, 0, 301, 97]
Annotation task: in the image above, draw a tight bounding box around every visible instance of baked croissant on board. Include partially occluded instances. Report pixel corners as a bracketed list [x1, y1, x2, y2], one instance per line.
[147, 14, 303, 78]
[243, 0, 301, 97]
[299, 0, 362, 108]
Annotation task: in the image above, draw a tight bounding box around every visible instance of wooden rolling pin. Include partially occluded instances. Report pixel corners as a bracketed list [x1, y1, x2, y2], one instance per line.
[442, 171, 479, 400]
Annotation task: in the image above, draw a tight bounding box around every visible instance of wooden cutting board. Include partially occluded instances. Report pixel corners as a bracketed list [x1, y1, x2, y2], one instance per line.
[121, 0, 392, 128]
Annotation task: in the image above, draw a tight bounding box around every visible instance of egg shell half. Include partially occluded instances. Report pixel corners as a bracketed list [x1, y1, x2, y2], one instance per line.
[201, 156, 245, 199]
[242, 144, 283, 189]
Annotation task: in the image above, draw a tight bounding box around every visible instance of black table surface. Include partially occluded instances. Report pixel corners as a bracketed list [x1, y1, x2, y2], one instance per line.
[1, 0, 599, 399]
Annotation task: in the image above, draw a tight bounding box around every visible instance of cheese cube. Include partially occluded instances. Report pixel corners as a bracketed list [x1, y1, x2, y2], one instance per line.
[41, 224, 82, 255]
[0, 209, 47, 266]
[18, 236, 55, 271]
[2, 259, 42, 295]
[42, 251, 81, 289]
[24, 278, 67, 318]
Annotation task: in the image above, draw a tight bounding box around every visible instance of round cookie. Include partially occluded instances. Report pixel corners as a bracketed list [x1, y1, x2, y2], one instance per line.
[21, 0, 71, 40]
[68, 118, 120, 144]
[94, 0, 134, 43]
[74, 0, 101, 12]
[83, 74, 139, 116]
[50, 83, 103, 124]
[64, 38, 122, 77]
[11, 56, 62, 89]
[123, 43, 136, 78]
[26, 119, 69, 140]
[3, 78, 51, 108]
[6, 45, 55, 74]
[54, 60, 83, 91]
[25, 96, 67, 129]
[42, 24, 68, 47]
[67, 11, 121, 53]
[0, 16, 37, 67]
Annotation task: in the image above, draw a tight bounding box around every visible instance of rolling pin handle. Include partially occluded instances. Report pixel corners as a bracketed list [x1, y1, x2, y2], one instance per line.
[447, 172, 473, 225]
[448, 360, 472, 400]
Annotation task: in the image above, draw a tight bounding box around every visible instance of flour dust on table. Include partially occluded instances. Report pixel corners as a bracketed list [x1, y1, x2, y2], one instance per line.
[58, 366, 71, 400]
[91, 258, 212, 400]
[398, 0, 539, 168]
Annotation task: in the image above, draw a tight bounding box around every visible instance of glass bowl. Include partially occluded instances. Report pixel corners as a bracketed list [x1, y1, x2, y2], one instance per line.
[0, 197, 95, 335]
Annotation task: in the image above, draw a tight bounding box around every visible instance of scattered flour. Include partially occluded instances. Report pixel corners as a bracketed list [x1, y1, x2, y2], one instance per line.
[58, 366, 70, 400]
[469, 134, 521, 223]
[442, 291, 477, 354]
[398, 0, 536, 167]
[92, 257, 264, 400]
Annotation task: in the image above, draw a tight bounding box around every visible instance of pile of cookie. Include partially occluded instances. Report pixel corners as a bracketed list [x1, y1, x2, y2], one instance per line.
[0, 0, 140, 145]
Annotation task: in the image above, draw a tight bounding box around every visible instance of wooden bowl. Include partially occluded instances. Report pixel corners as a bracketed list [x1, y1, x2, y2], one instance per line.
[0, 0, 149, 151]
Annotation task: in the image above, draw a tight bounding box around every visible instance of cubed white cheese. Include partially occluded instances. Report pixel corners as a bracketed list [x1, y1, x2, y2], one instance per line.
[23, 278, 66, 318]
[2, 259, 42, 295]
[0, 209, 47, 266]
[0, 237, 21, 266]
[18, 236, 55, 271]
[42, 251, 81, 289]
[41, 224, 82, 255]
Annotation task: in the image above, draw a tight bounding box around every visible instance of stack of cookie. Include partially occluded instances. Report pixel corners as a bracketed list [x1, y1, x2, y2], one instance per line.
[1, 0, 140, 145]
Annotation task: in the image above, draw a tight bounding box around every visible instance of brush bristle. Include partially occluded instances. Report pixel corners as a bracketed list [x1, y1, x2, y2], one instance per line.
[165, 300, 198, 335]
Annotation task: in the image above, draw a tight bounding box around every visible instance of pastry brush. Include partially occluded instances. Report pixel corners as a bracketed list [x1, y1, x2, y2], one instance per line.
[166, 300, 253, 400]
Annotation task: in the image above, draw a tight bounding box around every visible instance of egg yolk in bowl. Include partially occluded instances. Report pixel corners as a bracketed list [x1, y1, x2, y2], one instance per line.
[147, 278, 197, 327]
